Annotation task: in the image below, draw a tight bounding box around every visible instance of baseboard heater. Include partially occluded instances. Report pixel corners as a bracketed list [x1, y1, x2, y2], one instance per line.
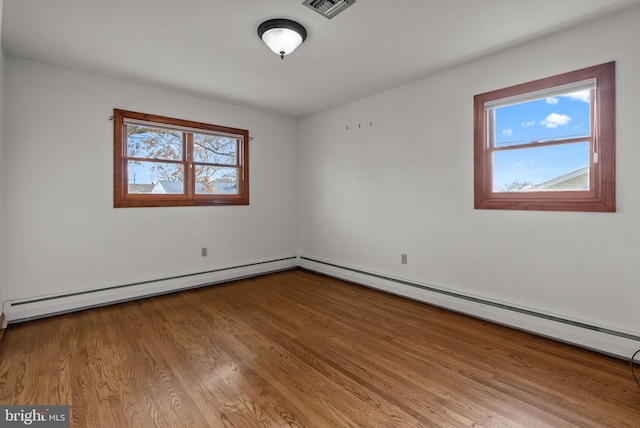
[298, 256, 640, 360]
[3, 257, 298, 326]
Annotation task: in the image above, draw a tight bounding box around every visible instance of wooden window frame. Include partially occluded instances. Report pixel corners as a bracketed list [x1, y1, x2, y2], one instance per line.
[474, 62, 615, 212]
[114, 109, 249, 208]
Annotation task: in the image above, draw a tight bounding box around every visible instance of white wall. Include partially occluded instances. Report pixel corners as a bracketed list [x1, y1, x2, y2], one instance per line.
[299, 9, 640, 345]
[0, 0, 6, 320]
[3, 57, 299, 302]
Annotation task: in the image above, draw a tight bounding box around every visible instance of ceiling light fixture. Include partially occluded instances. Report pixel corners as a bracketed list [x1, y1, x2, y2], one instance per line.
[257, 19, 307, 60]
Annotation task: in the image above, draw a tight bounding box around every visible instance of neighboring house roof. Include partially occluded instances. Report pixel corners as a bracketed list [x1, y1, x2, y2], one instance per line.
[533, 166, 589, 191]
[212, 182, 237, 194]
[128, 183, 154, 193]
[150, 180, 236, 195]
[151, 181, 185, 194]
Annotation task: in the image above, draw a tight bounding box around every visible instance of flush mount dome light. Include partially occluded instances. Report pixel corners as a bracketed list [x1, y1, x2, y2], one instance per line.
[258, 18, 307, 59]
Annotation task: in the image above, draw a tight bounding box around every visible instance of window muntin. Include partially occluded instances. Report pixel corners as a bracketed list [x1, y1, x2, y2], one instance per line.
[474, 62, 615, 212]
[114, 109, 249, 207]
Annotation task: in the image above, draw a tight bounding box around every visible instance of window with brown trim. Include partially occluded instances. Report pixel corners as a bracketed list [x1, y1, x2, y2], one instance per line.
[474, 62, 615, 212]
[114, 109, 249, 207]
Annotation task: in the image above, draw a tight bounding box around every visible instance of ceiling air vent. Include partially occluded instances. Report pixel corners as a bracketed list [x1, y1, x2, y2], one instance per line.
[303, 0, 356, 19]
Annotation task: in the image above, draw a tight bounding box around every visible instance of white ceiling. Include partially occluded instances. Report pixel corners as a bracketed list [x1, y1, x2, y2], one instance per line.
[3, 0, 640, 118]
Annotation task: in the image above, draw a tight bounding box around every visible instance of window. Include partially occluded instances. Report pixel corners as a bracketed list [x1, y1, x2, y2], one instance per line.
[474, 62, 615, 212]
[114, 109, 249, 207]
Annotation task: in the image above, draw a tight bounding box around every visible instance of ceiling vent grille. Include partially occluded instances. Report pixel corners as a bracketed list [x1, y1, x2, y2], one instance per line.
[303, 0, 356, 19]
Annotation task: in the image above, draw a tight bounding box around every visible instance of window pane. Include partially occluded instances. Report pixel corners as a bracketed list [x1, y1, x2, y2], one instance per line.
[127, 161, 184, 194]
[195, 166, 238, 194]
[193, 133, 238, 164]
[126, 124, 183, 160]
[493, 142, 589, 192]
[493, 89, 591, 147]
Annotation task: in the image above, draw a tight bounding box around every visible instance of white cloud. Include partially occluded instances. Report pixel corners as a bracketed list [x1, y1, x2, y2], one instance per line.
[521, 120, 535, 127]
[546, 97, 559, 105]
[564, 89, 590, 103]
[540, 113, 571, 128]
[502, 129, 513, 136]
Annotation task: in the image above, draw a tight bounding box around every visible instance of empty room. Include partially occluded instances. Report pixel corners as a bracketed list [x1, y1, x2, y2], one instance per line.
[1, 0, 639, 426]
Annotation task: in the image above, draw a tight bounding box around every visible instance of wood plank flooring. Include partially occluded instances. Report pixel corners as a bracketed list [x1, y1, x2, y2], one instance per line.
[0, 269, 639, 427]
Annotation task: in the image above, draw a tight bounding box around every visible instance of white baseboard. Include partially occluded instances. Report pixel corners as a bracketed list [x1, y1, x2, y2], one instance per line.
[3, 257, 297, 324]
[5, 255, 638, 360]
[299, 257, 640, 360]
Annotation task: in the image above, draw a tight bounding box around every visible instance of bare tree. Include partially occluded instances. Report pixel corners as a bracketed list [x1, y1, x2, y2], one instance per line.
[499, 180, 534, 192]
[126, 125, 237, 193]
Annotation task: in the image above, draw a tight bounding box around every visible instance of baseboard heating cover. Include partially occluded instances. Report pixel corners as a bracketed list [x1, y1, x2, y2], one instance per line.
[299, 256, 640, 360]
[3, 257, 298, 325]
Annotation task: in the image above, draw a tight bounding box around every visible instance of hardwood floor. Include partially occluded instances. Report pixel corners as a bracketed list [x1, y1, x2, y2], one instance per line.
[1, 269, 638, 427]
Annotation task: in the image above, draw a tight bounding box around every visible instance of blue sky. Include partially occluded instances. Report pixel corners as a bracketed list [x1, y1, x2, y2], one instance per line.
[492, 90, 591, 190]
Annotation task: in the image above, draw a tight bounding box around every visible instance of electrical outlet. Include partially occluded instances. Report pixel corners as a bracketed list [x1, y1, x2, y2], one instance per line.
[401, 253, 408, 264]
[201, 247, 208, 257]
